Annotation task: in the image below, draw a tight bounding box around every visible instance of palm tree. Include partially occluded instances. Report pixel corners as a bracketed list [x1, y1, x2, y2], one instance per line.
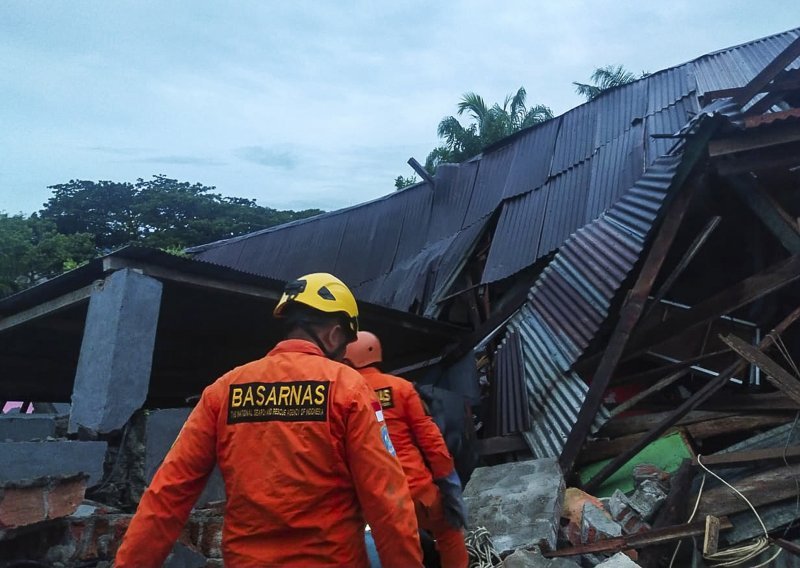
[424, 87, 553, 173]
[573, 65, 648, 101]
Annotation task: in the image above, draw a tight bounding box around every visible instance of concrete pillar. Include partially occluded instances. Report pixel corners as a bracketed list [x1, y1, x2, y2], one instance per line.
[69, 269, 162, 434]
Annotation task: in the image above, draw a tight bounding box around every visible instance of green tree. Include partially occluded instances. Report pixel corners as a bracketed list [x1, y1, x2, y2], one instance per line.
[0, 213, 94, 295]
[41, 175, 324, 251]
[573, 65, 649, 101]
[425, 87, 553, 173]
[394, 175, 418, 191]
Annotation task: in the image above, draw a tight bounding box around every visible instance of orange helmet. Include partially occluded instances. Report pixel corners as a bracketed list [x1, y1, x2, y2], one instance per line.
[344, 331, 383, 369]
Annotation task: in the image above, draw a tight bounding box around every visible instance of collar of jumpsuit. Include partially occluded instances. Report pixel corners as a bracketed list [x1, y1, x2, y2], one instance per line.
[268, 338, 330, 359]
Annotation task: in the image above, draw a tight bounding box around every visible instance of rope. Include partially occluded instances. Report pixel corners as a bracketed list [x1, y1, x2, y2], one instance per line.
[466, 526, 502, 568]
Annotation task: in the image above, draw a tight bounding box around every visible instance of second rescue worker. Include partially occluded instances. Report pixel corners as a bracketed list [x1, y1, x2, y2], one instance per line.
[114, 273, 423, 567]
[345, 332, 470, 568]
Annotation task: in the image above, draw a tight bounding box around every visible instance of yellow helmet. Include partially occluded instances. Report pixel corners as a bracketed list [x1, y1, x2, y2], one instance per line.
[273, 273, 359, 336]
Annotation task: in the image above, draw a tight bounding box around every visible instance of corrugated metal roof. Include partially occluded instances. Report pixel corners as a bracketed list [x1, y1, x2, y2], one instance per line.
[501, 116, 561, 199]
[693, 28, 800, 95]
[489, 329, 531, 437]
[191, 27, 799, 312]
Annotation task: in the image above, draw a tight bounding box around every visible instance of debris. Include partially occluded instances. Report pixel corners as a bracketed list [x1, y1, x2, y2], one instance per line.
[0, 474, 87, 530]
[502, 547, 581, 567]
[580, 502, 622, 544]
[594, 552, 642, 567]
[464, 459, 564, 554]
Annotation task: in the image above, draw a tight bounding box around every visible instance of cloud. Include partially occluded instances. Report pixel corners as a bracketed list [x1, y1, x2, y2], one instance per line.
[85, 145, 150, 156]
[139, 155, 226, 166]
[234, 146, 298, 169]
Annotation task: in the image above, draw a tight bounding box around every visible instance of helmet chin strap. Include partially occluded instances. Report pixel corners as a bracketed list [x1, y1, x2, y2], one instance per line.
[299, 322, 347, 361]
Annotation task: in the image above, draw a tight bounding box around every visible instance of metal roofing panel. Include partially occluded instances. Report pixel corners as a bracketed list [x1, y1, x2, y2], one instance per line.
[482, 185, 550, 283]
[501, 117, 561, 199]
[463, 144, 515, 228]
[645, 64, 695, 116]
[426, 163, 478, 244]
[693, 28, 800, 95]
[334, 197, 406, 286]
[645, 95, 701, 164]
[550, 101, 599, 176]
[394, 183, 434, 263]
[430, 218, 490, 305]
[594, 79, 648, 147]
[537, 160, 592, 257]
[500, 305, 610, 459]
[490, 330, 530, 437]
[586, 124, 645, 222]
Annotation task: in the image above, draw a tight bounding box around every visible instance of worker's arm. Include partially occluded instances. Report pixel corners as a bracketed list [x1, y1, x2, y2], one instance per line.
[115, 384, 221, 567]
[344, 382, 423, 568]
[403, 382, 455, 479]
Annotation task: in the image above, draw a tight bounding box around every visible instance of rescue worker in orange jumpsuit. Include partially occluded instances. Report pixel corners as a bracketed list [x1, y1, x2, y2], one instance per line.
[345, 331, 469, 568]
[115, 273, 423, 568]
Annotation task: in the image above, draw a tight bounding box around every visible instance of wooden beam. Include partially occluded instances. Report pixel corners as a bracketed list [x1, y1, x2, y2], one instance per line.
[476, 434, 529, 456]
[581, 305, 800, 493]
[543, 518, 732, 557]
[696, 462, 800, 517]
[559, 178, 696, 473]
[721, 333, 800, 405]
[102, 256, 282, 301]
[728, 177, 800, 254]
[695, 446, 800, 468]
[620, 254, 800, 363]
[0, 284, 94, 334]
[709, 121, 800, 157]
[580, 413, 792, 465]
[642, 216, 722, 321]
[600, 410, 737, 438]
[714, 140, 800, 176]
[609, 368, 692, 417]
[733, 35, 800, 107]
[612, 349, 732, 386]
[407, 157, 435, 186]
[702, 74, 800, 104]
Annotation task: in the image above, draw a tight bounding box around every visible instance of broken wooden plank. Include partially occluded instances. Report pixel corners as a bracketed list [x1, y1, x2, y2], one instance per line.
[543, 517, 732, 557]
[609, 368, 693, 417]
[696, 463, 800, 517]
[715, 140, 800, 176]
[693, 446, 800, 468]
[722, 333, 800, 406]
[611, 349, 732, 386]
[581, 305, 800, 493]
[704, 516, 721, 555]
[600, 410, 738, 438]
[581, 414, 794, 465]
[559, 178, 697, 474]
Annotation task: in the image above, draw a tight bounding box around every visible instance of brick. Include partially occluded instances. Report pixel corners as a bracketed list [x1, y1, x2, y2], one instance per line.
[46, 476, 87, 518]
[0, 486, 46, 528]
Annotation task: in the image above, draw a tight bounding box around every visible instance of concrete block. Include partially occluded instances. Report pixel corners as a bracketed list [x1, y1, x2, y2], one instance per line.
[502, 548, 581, 567]
[464, 458, 564, 554]
[145, 409, 225, 506]
[580, 502, 622, 544]
[595, 552, 642, 567]
[0, 441, 107, 486]
[608, 490, 650, 535]
[70, 269, 162, 434]
[627, 480, 667, 522]
[0, 414, 56, 441]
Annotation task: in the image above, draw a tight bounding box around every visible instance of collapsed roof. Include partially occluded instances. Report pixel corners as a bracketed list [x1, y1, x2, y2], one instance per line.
[189, 27, 800, 317]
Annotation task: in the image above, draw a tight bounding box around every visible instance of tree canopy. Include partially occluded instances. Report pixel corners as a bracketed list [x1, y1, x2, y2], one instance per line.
[424, 87, 554, 173]
[0, 176, 323, 296]
[573, 65, 648, 101]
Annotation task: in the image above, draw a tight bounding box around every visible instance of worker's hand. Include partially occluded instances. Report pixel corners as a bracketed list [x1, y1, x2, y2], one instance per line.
[434, 470, 467, 529]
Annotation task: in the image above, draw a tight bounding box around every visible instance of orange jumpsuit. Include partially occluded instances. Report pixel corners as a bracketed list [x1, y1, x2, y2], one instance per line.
[358, 366, 469, 568]
[115, 340, 422, 568]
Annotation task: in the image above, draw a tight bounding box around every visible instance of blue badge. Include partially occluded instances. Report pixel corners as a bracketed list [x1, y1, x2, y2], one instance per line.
[380, 424, 396, 456]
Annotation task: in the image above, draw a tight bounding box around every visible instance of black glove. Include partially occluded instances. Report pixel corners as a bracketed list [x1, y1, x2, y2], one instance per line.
[434, 470, 468, 529]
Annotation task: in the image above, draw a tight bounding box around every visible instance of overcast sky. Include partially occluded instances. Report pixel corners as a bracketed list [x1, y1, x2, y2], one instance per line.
[1, 1, 796, 215]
